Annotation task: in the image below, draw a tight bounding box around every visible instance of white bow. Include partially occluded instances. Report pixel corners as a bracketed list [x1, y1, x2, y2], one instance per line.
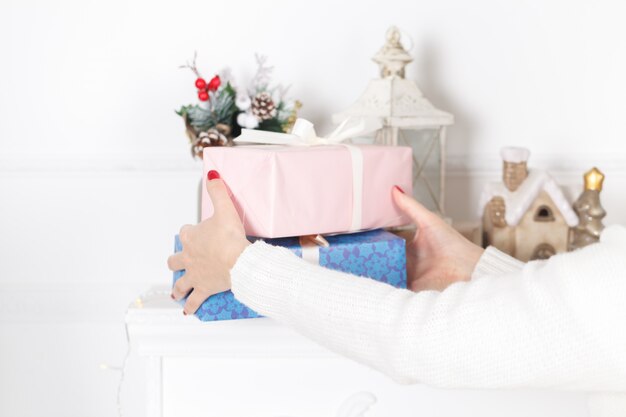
[233, 117, 382, 146]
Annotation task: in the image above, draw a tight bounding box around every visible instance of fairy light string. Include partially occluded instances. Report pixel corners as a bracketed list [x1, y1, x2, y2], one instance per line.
[99, 288, 170, 417]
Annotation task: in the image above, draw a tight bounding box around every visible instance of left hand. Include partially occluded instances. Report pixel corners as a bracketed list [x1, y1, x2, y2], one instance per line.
[392, 188, 484, 292]
[167, 171, 250, 315]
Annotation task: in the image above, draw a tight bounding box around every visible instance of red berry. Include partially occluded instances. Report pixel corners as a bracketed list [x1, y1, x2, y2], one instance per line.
[207, 75, 221, 91]
[198, 90, 209, 101]
[195, 78, 207, 89]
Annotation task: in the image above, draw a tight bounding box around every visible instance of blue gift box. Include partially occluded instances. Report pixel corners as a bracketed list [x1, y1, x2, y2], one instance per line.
[173, 229, 406, 321]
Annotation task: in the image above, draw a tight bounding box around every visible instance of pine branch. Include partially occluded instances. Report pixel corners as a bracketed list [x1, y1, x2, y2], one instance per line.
[208, 90, 235, 125]
[186, 105, 215, 131]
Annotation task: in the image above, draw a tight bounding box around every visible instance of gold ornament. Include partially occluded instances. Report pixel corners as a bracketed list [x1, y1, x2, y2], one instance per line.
[583, 167, 605, 191]
[215, 123, 232, 138]
[569, 167, 606, 250]
[283, 100, 303, 132]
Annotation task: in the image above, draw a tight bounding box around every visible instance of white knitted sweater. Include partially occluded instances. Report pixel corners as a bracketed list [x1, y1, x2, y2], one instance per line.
[231, 226, 626, 413]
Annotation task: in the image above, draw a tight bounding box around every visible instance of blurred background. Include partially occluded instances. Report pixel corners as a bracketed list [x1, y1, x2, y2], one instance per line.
[1, 0, 625, 415]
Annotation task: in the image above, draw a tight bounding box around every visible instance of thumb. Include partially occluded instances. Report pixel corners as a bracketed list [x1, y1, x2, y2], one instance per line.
[206, 170, 237, 216]
[392, 186, 438, 229]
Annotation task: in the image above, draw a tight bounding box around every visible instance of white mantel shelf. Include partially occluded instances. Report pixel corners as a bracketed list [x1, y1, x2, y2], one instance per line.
[124, 287, 589, 417]
[126, 287, 333, 359]
[125, 287, 376, 417]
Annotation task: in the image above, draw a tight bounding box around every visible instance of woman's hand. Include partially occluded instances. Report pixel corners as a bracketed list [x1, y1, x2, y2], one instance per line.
[167, 170, 250, 315]
[392, 187, 484, 292]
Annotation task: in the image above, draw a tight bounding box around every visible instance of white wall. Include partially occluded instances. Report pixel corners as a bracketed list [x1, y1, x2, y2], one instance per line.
[1, 0, 626, 416]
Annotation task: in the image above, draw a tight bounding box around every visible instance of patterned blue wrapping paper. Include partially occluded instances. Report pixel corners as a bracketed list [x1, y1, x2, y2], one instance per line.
[173, 229, 406, 321]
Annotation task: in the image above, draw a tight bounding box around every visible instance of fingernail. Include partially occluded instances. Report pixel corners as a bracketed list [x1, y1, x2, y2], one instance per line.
[183, 310, 187, 316]
[394, 185, 405, 194]
[170, 294, 175, 300]
[207, 170, 220, 181]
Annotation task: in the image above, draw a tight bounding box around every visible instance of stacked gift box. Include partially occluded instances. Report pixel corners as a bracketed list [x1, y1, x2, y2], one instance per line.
[173, 118, 413, 321]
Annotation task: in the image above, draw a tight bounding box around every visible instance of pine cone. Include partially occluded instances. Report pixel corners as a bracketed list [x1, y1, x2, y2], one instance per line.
[192, 129, 228, 158]
[251, 92, 277, 121]
[191, 139, 204, 159]
[205, 128, 227, 146]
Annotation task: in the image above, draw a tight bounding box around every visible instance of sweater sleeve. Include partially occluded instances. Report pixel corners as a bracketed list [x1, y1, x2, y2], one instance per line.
[471, 246, 525, 279]
[230, 225, 626, 391]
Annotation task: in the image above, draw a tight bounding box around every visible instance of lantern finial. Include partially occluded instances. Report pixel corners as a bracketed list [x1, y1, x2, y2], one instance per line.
[372, 26, 413, 78]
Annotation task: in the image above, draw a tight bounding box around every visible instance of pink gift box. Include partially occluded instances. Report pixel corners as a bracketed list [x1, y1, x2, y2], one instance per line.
[201, 144, 413, 238]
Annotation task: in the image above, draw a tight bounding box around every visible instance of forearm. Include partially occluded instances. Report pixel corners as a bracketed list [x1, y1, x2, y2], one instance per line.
[231, 229, 626, 391]
[231, 241, 405, 369]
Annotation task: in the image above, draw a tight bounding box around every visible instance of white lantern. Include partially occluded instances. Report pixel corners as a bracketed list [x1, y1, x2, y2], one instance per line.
[333, 27, 454, 214]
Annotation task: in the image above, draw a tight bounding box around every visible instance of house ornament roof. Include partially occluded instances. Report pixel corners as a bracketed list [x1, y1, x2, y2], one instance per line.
[478, 170, 579, 227]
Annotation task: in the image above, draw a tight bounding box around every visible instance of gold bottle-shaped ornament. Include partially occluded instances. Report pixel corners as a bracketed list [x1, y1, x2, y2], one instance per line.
[569, 167, 606, 250]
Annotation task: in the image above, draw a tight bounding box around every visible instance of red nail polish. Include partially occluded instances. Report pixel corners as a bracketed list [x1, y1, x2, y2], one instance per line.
[207, 170, 220, 181]
[183, 311, 187, 316]
[394, 185, 405, 194]
[170, 294, 175, 300]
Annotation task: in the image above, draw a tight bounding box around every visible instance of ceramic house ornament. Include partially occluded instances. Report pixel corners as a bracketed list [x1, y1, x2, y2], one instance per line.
[333, 26, 453, 214]
[479, 147, 579, 261]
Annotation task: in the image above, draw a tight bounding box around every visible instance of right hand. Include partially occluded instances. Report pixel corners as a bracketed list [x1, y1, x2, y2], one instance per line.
[392, 187, 484, 292]
[167, 171, 250, 315]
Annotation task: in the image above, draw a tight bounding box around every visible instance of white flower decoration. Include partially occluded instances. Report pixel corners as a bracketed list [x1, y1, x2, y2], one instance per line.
[237, 112, 259, 129]
[235, 91, 251, 111]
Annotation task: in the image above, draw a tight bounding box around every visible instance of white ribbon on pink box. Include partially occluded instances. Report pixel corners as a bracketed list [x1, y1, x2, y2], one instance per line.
[235, 117, 382, 147]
